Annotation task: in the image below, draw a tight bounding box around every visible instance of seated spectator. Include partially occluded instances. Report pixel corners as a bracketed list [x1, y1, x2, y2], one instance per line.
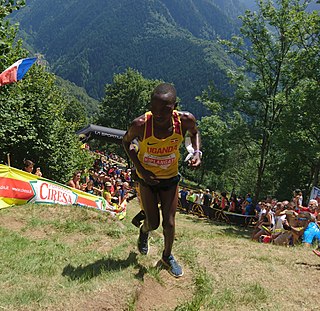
[273, 202, 286, 232]
[302, 212, 320, 247]
[304, 200, 320, 257]
[252, 203, 274, 241]
[112, 179, 125, 204]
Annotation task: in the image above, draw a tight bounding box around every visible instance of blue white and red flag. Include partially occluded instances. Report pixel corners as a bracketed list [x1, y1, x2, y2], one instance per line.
[0, 57, 37, 86]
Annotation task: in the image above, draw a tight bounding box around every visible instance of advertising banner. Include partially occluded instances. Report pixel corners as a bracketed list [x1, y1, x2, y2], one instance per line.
[310, 186, 320, 205]
[0, 164, 126, 218]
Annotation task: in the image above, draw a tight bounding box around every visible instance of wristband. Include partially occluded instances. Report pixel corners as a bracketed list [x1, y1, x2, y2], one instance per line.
[193, 150, 202, 157]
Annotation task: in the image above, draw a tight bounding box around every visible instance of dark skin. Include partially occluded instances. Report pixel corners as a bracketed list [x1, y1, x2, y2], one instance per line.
[123, 91, 201, 257]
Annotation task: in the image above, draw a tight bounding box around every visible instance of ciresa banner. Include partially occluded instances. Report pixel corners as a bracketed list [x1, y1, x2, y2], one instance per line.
[0, 164, 126, 219]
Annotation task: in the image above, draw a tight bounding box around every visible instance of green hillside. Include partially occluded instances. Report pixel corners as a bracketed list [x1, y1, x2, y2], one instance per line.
[12, 0, 247, 116]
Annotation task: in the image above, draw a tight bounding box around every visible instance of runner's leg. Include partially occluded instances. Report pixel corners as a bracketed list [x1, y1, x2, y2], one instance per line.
[159, 184, 179, 257]
[139, 183, 160, 232]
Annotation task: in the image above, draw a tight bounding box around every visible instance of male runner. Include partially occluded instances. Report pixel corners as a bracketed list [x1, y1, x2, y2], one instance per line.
[123, 83, 201, 277]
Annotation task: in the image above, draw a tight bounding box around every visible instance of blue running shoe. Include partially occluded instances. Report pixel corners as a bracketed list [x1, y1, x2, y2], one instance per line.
[137, 227, 149, 255]
[161, 254, 183, 278]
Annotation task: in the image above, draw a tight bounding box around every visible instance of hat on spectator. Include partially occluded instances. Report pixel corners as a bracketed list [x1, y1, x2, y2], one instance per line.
[309, 199, 318, 207]
[105, 182, 112, 187]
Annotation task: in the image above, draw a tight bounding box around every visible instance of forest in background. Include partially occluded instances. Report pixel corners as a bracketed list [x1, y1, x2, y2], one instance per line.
[11, 0, 252, 117]
[0, 0, 319, 203]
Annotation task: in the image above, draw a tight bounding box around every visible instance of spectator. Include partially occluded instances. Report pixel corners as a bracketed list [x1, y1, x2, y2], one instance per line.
[229, 193, 239, 213]
[67, 171, 82, 190]
[34, 167, 42, 177]
[293, 188, 303, 211]
[186, 190, 196, 214]
[220, 192, 229, 210]
[103, 182, 113, 205]
[244, 198, 255, 216]
[85, 180, 95, 194]
[23, 159, 34, 173]
[252, 203, 274, 241]
[202, 189, 212, 217]
[179, 187, 189, 212]
[302, 213, 320, 247]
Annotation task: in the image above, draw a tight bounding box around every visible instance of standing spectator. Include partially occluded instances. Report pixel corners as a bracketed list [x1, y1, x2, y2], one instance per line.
[220, 192, 229, 210]
[202, 189, 212, 218]
[229, 194, 241, 213]
[186, 190, 196, 214]
[244, 198, 255, 215]
[179, 187, 189, 212]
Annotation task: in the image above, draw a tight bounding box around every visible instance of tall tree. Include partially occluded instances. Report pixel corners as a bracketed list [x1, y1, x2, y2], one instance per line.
[220, 0, 318, 202]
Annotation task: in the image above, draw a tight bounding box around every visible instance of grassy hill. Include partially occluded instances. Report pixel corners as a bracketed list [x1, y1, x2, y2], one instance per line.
[0, 200, 319, 310]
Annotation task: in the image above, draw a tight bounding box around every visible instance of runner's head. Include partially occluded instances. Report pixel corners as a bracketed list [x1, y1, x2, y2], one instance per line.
[150, 83, 177, 124]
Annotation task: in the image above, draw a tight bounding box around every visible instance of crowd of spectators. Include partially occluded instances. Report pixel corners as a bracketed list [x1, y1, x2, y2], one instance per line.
[22, 156, 320, 255]
[178, 187, 320, 254]
[67, 152, 135, 207]
[179, 187, 256, 216]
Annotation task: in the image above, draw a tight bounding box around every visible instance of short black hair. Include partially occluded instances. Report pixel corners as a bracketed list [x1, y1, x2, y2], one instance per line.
[151, 83, 176, 101]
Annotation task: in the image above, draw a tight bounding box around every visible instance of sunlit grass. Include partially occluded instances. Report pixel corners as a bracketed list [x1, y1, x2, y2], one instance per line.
[0, 202, 319, 310]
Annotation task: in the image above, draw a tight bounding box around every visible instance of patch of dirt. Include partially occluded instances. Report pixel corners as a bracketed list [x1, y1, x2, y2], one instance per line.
[0, 215, 25, 232]
[134, 271, 193, 311]
[60, 271, 193, 311]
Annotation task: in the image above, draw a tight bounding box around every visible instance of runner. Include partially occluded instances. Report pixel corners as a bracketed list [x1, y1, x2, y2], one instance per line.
[123, 83, 201, 277]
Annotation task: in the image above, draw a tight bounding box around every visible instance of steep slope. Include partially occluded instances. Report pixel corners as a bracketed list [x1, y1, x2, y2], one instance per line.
[13, 0, 248, 115]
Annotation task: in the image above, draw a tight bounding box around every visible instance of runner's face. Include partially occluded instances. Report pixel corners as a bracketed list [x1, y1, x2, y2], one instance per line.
[150, 93, 175, 125]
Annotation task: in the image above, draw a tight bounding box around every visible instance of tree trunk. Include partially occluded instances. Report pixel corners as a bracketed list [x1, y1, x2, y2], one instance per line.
[254, 132, 269, 206]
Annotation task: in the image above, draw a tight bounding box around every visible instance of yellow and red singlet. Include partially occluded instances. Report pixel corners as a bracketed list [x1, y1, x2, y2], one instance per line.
[137, 110, 183, 179]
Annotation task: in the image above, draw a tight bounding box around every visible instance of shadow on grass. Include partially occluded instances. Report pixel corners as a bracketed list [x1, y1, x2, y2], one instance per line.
[62, 251, 147, 282]
[185, 214, 253, 239]
[218, 226, 253, 239]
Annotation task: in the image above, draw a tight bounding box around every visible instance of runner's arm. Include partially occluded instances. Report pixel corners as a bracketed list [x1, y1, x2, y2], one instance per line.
[122, 119, 159, 185]
[181, 112, 201, 167]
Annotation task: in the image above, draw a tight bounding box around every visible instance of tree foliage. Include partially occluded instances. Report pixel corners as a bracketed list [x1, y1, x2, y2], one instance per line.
[98, 68, 162, 131]
[0, 1, 92, 183]
[219, 0, 320, 201]
[11, 0, 243, 117]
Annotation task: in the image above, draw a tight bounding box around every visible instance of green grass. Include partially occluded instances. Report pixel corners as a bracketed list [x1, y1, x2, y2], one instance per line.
[0, 202, 319, 310]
